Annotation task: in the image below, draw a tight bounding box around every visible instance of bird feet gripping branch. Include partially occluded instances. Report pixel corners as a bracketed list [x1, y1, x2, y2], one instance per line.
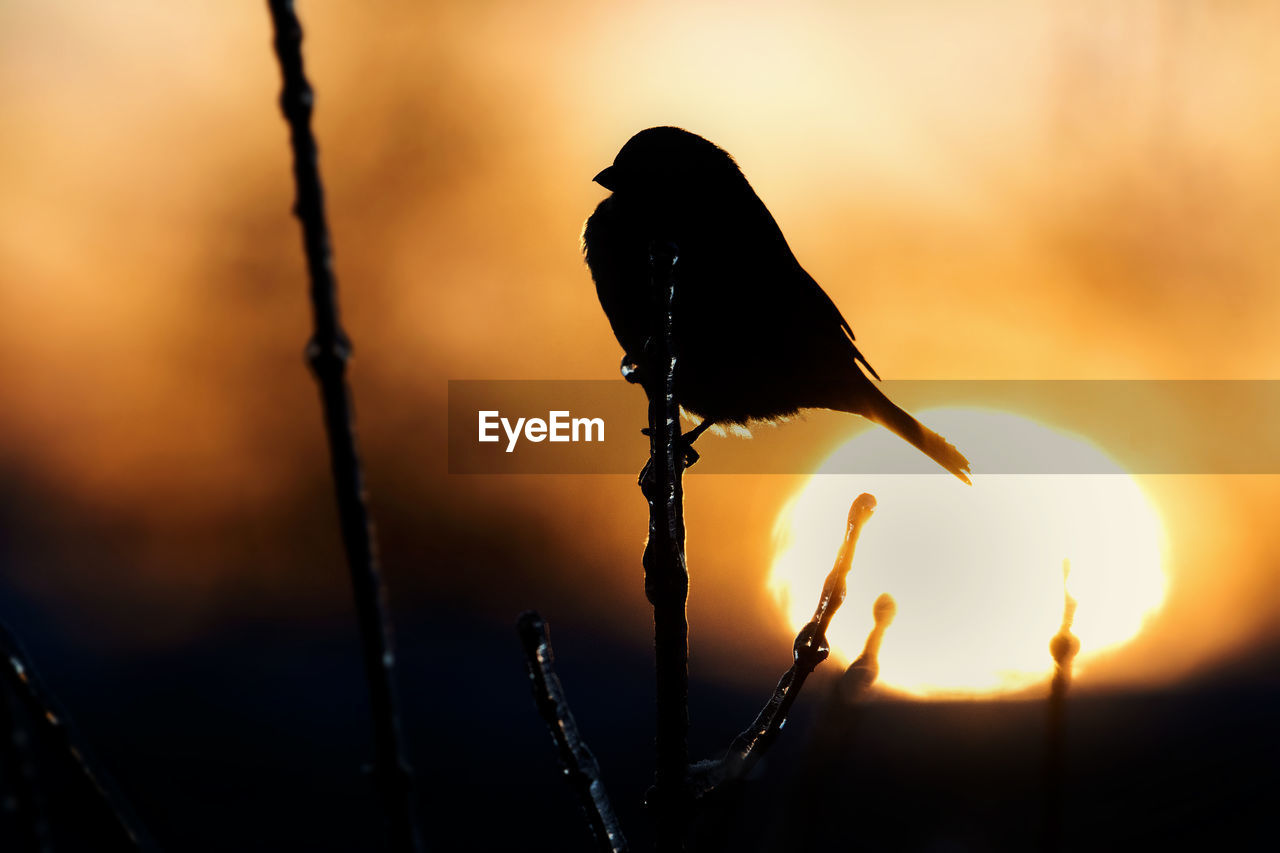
[637, 419, 714, 491]
[625, 337, 716, 490]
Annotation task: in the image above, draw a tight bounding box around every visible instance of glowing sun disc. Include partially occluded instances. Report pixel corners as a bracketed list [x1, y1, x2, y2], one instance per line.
[768, 408, 1168, 698]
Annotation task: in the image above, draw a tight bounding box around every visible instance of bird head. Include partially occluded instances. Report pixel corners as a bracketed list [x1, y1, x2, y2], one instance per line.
[593, 126, 745, 201]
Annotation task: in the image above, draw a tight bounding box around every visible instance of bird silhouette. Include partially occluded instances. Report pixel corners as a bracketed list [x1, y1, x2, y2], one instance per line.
[583, 126, 971, 483]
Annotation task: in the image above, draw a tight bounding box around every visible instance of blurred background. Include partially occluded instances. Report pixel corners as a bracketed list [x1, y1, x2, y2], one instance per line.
[0, 0, 1276, 849]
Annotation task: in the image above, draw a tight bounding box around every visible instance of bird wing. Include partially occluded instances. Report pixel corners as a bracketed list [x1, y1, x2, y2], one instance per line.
[798, 267, 882, 382]
[744, 191, 882, 382]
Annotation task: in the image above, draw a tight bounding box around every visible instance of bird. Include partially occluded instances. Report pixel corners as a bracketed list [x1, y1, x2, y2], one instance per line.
[582, 126, 971, 484]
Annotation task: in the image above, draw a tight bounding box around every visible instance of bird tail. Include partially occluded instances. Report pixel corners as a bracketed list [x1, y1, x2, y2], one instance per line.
[855, 383, 972, 484]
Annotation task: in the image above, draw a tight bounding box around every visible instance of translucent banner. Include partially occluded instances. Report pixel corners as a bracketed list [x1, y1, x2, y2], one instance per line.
[447, 380, 1280, 475]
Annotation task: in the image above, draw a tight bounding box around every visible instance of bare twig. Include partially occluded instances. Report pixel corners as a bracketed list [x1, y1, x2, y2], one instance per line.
[805, 592, 897, 770]
[517, 612, 629, 853]
[639, 241, 691, 851]
[692, 494, 877, 798]
[1043, 559, 1078, 852]
[834, 592, 896, 705]
[265, 3, 422, 850]
[767, 593, 896, 852]
[0, 655, 49, 852]
[0, 621, 147, 851]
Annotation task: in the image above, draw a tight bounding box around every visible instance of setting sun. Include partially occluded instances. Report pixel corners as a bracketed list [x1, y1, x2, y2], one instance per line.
[769, 408, 1168, 698]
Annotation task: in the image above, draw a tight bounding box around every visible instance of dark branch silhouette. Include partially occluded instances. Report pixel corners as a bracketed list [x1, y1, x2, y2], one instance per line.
[692, 494, 878, 798]
[639, 241, 692, 851]
[0, 621, 147, 851]
[0, 646, 49, 852]
[517, 612, 629, 853]
[264, 3, 422, 850]
[1043, 559, 1079, 853]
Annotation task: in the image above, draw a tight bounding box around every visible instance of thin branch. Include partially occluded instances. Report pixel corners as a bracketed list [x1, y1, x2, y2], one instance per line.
[639, 241, 690, 851]
[517, 612, 629, 853]
[0, 653, 49, 852]
[806, 592, 897, 767]
[692, 494, 877, 798]
[766, 593, 897, 853]
[1043, 559, 1078, 853]
[834, 592, 896, 705]
[0, 621, 147, 851]
[264, 3, 422, 850]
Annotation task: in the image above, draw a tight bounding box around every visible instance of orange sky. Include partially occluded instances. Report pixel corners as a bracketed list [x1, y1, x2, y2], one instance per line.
[0, 1, 1277, 687]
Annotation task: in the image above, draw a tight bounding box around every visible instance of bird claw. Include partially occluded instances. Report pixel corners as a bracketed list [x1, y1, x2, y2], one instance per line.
[637, 430, 702, 489]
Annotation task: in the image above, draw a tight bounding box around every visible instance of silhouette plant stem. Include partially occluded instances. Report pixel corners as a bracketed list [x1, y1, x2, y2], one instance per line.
[768, 593, 896, 853]
[517, 612, 629, 853]
[0, 622, 146, 851]
[692, 494, 877, 798]
[265, 3, 422, 850]
[640, 241, 690, 852]
[1044, 559, 1078, 853]
[0, 652, 48, 852]
[834, 592, 896, 705]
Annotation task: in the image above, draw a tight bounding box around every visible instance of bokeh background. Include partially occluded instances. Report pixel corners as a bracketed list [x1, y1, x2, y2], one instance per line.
[0, 1, 1277, 849]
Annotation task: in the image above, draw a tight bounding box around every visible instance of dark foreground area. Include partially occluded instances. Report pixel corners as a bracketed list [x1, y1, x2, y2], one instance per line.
[1, 602, 1275, 852]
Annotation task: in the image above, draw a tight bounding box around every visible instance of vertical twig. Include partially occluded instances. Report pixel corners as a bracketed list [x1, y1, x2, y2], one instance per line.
[517, 612, 629, 853]
[0, 622, 147, 851]
[834, 592, 896, 705]
[1044, 559, 1078, 853]
[265, 3, 422, 850]
[640, 241, 689, 851]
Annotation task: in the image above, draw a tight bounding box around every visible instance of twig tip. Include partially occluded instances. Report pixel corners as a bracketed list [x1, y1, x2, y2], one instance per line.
[849, 492, 877, 521]
[872, 593, 897, 629]
[517, 610, 549, 653]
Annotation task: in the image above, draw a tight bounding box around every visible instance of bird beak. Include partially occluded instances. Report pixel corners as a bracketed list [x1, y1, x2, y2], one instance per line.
[593, 166, 618, 191]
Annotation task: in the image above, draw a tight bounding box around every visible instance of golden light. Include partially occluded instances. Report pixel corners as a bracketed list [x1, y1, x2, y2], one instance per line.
[768, 408, 1168, 698]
